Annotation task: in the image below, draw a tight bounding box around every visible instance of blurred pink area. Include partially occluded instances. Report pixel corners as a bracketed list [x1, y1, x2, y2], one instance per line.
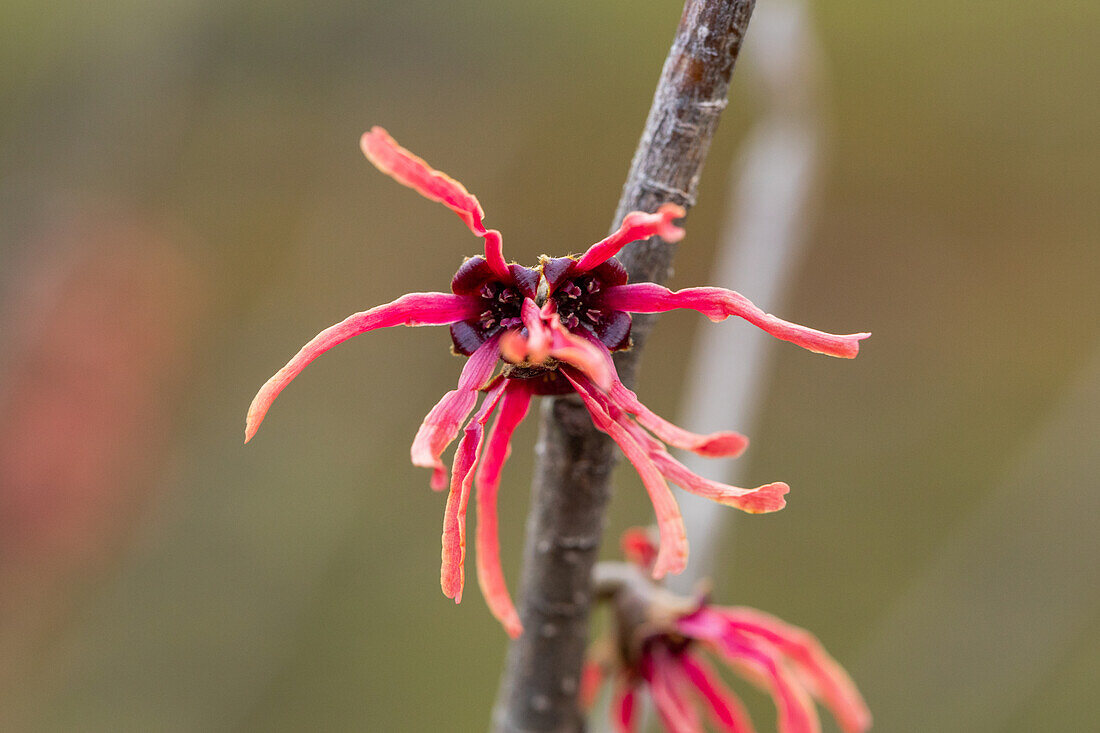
[0, 214, 207, 675]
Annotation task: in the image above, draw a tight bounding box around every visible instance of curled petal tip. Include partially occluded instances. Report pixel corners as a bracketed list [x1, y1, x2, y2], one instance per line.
[655, 203, 687, 242]
[694, 431, 749, 458]
[244, 381, 278, 445]
[846, 332, 872, 358]
[441, 567, 464, 602]
[735, 482, 789, 514]
[499, 329, 527, 363]
[430, 465, 448, 491]
[651, 553, 687, 581]
[359, 127, 392, 165]
[360, 126, 488, 237]
[657, 202, 687, 218]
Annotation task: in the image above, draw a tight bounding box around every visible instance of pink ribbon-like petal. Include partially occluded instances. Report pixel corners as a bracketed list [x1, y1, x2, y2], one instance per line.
[620, 526, 659, 571]
[441, 380, 507, 602]
[361, 126, 509, 278]
[719, 608, 872, 733]
[579, 660, 606, 711]
[612, 681, 639, 733]
[474, 381, 532, 637]
[411, 335, 501, 490]
[608, 379, 748, 458]
[547, 316, 614, 391]
[643, 647, 702, 733]
[245, 292, 480, 443]
[622, 417, 787, 513]
[648, 448, 789, 514]
[574, 327, 744, 455]
[679, 651, 757, 733]
[520, 298, 552, 363]
[600, 283, 870, 358]
[599, 382, 788, 514]
[573, 203, 686, 273]
[680, 610, 822, 733]
[725, 638, 821, 733]
[564, 370, 688, 579]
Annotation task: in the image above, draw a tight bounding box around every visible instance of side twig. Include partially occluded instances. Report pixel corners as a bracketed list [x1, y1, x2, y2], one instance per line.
[492, 2, 758, 731]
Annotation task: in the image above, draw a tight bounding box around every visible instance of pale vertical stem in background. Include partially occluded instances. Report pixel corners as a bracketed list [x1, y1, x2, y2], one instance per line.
[668, 0, 825, 593]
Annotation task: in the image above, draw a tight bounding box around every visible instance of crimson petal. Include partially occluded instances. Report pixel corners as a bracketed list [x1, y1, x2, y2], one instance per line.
[719, 608, 872, 733]
[564, 370, 688, 578]
[612, 681, 639, 733]
[474, 381, 532, 637]
[600, 283, 870, 358]
[441, 380, 507, 602]
[680, 651, 757, 733]
[573, 203, 686, 273]
[411, 334, 501, 490]
[361, 127, 509, 278]
[245, 292, 479, 443]
[643, 646, 702, 733]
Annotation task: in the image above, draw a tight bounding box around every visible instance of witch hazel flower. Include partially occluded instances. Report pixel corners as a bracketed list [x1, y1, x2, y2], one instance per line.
[244, 127, 869, 638]
[584, 529, 872, 733]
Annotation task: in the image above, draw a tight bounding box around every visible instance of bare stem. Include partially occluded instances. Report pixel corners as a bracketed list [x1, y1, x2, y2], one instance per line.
[491, 2, 757, 731]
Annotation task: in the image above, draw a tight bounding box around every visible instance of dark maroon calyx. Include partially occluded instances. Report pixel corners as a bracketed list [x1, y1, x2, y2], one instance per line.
[449, 256, 539, 355]
[546, 258, 632, 352]
[542, 255, 628, 293]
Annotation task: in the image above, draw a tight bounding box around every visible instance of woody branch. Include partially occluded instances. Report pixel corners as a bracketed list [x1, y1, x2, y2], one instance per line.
[492, 1, 758, 730]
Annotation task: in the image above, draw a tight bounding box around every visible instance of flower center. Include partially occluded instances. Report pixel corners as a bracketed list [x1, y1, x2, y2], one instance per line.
[476, 281, 523, 331]
[550, 274, 604, 330]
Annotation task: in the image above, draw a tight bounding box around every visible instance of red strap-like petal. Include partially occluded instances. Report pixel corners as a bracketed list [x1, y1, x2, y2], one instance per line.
[361, 127, 509, 278]
[650, 449, 789, 514]
[474, 381, 532, 637]
[609, 379, 748, 458]
[643, 647, 702, 733]
[600, 283, 870, 358]
[719, 608, 872, 733]
[620, 418, 787, 514]
[584, 367, 786, 514]
[441, 380, 506, 602]
[564, 370, 688, 579]
[520, 298, 552, 363]
[679, 652, 757, 733]
[361, 126, 486, 233]
[547, 316, 614, 391]
[620, 526, 659, 571]
[576, 328, 745, 455]
[573, 203, 686, 273]
[612, 681, 639, 733]
[411, 335, 501, 490]
[245, 292, 479, 443]
[680, 610, 821, 733]
[579, 660, 605, 711]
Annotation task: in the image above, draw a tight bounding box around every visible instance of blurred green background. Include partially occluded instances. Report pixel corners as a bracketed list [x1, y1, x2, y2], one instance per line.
[1, 0, 1097, 730]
